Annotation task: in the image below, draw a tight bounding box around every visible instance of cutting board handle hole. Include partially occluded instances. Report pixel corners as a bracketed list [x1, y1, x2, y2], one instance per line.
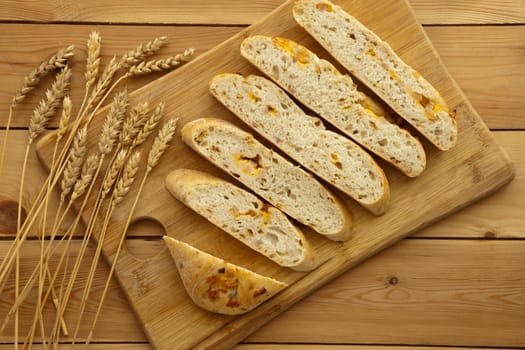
[124, 217, 167, 261]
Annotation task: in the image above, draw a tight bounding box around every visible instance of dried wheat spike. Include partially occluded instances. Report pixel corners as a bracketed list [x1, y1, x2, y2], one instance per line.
[128, 48, 195, 76]
[112, 150, 141, 207]
[28, 66, 72, 142]
[101, 149, 127, 199]
[56, 96, 72, 143]
[119, 102, 149, 147]
[131, 102, 165, 149]
[71, 153, 99, 202]
[147, 117, 178, 172]
[85, 32, 101, 89]
[98, 90, 129, 155]
[86, 56, 120, 111]
[61, 127, 88, 201]
[120, 36, 168, 68]
[12, 45, 75, 108]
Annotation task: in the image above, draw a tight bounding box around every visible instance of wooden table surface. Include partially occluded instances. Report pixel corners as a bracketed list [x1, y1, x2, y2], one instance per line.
[0, 0, 524, 349]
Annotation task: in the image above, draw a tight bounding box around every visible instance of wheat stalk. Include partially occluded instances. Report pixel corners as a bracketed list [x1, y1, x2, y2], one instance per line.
[131, 102, 165, 149]
[119, 102, 149, 147]
[128, 48, 195, 76]
[120, 36, 168, 68]
[98, 90, 128, 155]
[86, 117, 178, 345]
[71, 150, 142, 344]
[15, 66, 71, 350]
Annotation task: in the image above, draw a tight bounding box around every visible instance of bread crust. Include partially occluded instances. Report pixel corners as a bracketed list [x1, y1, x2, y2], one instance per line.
[292, 0, 457, 150]
[210, 73, 390, 215]
[165, 168, 317, 271]
[181, 118, 353, 241]
[163, 236, 288, 315]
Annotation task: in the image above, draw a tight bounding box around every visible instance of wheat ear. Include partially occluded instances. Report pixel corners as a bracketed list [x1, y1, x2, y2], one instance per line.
[71, 150, 142, 344]
[0, 46, 74, 181]
[86, 116, 178, 344]
[128, 48, 195, 76]
[131, 102, 165, 149]
[120, 36, 168, 68]
[16, 66, 71, 350]
[119, 102, 150, 147]
[85, 31, 101, 90]
[12, 45, 75, 108]
[98, 90, 128, 155]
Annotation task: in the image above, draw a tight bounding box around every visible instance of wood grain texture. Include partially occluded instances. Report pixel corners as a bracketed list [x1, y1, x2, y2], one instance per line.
[1, 240, 523, 347]
[33, 0, 514, 349]
[0, 130, 82, 237]
[236, 346, 519, 350]
[414, 131, 524, 238]
[0, 0, 523, 24]
[248, 240, 525, 347]
[0, 240, 145, 343]
[1, 25, 523, 129]
[426, 26, 525, 130]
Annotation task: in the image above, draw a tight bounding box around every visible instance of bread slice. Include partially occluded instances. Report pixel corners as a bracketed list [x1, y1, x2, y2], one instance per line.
[181, 118, 353, 241]
[210, 73, 390, 215]
[240, 35, 426, 177]
[165, 168, 316, 271]
[163, 236, 287, 315]
[292, 0, 457, 151]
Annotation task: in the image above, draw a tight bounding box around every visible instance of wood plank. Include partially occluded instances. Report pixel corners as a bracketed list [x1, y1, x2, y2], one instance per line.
[416, 131, 525, 238]
[33, 0, 514, 348]
[2, 239, 523, 347]
[235, 346, 519, 350]
[0, 240, 145, 343]
[2, 130, 521, 239]
[0, 0, 523, 24]
[1, 25, 523, 129]
[0, 345, 150, 350]
[0, 24, 240, 128]
[0, 345, 516, 350]
[425, 26, 525, 129]
[247, 239, 525, 348]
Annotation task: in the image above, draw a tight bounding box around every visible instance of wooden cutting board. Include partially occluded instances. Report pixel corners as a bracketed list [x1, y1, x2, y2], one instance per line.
[37, 0, 514, 349]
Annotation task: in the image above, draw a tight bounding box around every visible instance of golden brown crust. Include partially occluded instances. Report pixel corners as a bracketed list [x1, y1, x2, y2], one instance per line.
[163, 236, 287, 315]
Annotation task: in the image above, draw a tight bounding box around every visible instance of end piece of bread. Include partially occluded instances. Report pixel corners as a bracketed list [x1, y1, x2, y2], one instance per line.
[165, 168, 316, 271]
[181, 118, 353, 241]
[240, 35, 426, 177]
[210, 73, 390, 215]
[163, 236, 287, 315]
[292, 0, 457, 150]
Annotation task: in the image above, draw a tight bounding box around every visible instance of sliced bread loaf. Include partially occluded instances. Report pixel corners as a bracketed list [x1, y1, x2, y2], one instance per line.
[210, 73, 390, 215]
[165, 168, 316, 271]
[163, 236, 287, 315]
[240, 35, 426, 177]
[181, 118, 353, 241]
[292, 0, 457, 150]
